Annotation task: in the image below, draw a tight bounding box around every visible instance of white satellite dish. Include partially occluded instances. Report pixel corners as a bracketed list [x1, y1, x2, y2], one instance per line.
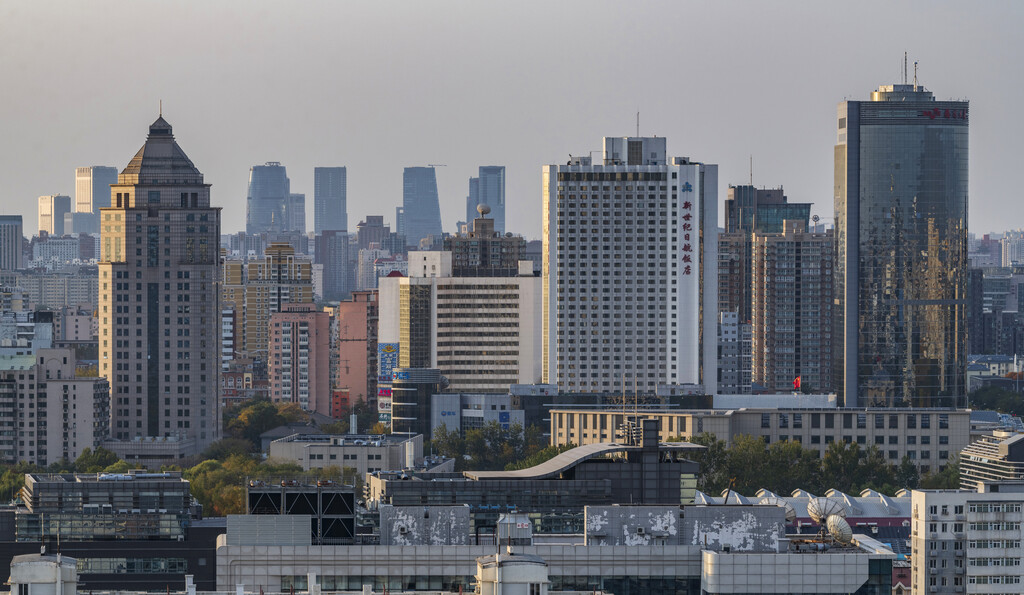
[758, 496, 797, 523]
[807, 497, 848, 523]
[826, 514, 853, 544]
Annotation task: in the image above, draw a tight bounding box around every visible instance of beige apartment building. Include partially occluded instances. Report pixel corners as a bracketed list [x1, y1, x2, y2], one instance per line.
[222, 242, 312, 357]
[550, 407, 970, 474]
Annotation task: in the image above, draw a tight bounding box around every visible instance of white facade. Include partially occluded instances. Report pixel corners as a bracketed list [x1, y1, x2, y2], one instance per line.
[378, 266, 543, 393]
[542, 137, 718, 394]
[911, 483, 1024, 594]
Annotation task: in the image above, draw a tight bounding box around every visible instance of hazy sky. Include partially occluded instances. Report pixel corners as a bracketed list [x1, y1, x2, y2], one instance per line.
[1, 1, 1020, 240]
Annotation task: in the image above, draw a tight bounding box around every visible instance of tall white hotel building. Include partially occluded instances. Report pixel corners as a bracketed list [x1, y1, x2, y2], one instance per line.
[542, 137, 718, 394]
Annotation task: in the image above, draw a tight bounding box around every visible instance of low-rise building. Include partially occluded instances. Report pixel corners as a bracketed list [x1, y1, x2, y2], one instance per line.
[550, 407, 970, 474]
[268, 433, 422, 475]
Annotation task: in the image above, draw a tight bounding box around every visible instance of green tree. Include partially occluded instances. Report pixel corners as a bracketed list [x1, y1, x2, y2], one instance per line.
[921, 457, 960, 489]
[506, 443, 577, 471]
[675, 432, 729, 493]
[74, 447, 120, 472]
[895, 456, 920, 490]
[202, 438, 256, 460]
[821, 441, 862, 492]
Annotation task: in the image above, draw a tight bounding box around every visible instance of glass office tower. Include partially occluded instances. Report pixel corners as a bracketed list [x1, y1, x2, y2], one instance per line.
[402, 167, 443, 248]
[835, 83, 968, 407]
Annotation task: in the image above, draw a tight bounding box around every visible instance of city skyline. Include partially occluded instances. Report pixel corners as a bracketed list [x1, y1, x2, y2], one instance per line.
[1, 2, 1021, 239]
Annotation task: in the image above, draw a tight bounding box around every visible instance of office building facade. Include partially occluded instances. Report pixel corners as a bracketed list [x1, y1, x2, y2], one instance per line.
[465, 166, 507, 234]
[314, 166, 347, 234]
[444, 208, 527, 277]
[401, 167, 443, 249]
[37, 195, 71, 236]
[75, 166, 118, 233]
[98, 116, 221, 457]
[0, 216, 23, 271]
[542, 137, 718, 393]
[835, 83, 969, 407]
[246, 162, 291, 235]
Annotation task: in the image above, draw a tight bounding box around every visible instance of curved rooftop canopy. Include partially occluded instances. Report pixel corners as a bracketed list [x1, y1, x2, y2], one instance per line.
[463, 441, 704, 481]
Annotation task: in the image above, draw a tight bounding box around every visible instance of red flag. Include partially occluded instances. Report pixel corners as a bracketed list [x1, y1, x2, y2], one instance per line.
[793, 376, 801, 389]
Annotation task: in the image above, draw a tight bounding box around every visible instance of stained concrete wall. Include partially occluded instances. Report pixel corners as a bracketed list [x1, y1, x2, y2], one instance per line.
[379, 504, 470, 545]
[584, 505, 785, 552]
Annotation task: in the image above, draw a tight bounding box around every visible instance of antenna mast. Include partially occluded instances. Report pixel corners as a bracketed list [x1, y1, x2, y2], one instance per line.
[749, 155, 753, 186]
[913, 61, 918, 90]
[636, 111, 639, 137]
[903, 51, 907, 85]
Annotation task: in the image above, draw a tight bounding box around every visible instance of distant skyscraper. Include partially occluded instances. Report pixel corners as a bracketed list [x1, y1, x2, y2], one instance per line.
[316, 230, 354, 302]
[465, 176, 480, 226]
[444, 206, 526, 277]
[0, 216, 23, 271]
[465, 167, 507, 234]
[246, 162, 290, 235]
[478, 166, 506, 234]
[401, 167, 442, 249]
[543, 137, 718, 393]
[99, 116, 221, 457]
[285, 193, 306, 234]
[835, 82, 968, 407]
[314, 167, 347, 234]
[75, 166, 118, 214]
[37, 195, 71, 236]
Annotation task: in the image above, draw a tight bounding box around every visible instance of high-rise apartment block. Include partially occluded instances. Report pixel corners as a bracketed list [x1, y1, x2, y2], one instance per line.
[268, 303, 331, 415]
[717, 311, 752, 394]
[314, 167, 347, 234]
[222, 242, 313, 356]
[444, 207, 526, 277]
[0, 348, 109, 466]
[718, 185, 812, 325]
[835, 83, 968, 407]
[0, 216, 24, 271]
[98, 117, 221, 458]
[246, 162, 291, 235]
[751, 220, 834, 393]
[542, 137, 718, 393]
[332, 290, 379, 404]
[37, 195, 71, 236]
[401, 167, 443, 249]
[466, 166, 506, 234]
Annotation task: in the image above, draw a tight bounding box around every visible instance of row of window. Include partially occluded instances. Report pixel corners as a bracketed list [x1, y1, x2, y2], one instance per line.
[970, 503, 1023, 513]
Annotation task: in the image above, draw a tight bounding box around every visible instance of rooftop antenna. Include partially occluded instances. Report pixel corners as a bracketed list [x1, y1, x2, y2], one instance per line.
[749, 155, 753, 186]
[159, 99, 162, 117]
[636, 111, 639, 137]
[903, 51, 907, 85]
[913, 61, 918, 90]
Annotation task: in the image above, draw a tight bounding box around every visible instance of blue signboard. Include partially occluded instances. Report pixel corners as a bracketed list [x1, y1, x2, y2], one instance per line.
[378, 343, 399, 380]
[499, 411, 510, 429]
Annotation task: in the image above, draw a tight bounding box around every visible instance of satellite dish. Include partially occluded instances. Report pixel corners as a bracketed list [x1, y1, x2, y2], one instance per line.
[758, 496, 796, 523]
[807, 497, 848, 523]
[826, 514, 853, 544]
[477, 204, 491, 216]
[812, 214, 820, 224]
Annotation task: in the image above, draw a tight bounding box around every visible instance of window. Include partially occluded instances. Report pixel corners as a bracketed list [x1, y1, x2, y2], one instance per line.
[761, 413, 770, 429]
[825, 414, 834, 429]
